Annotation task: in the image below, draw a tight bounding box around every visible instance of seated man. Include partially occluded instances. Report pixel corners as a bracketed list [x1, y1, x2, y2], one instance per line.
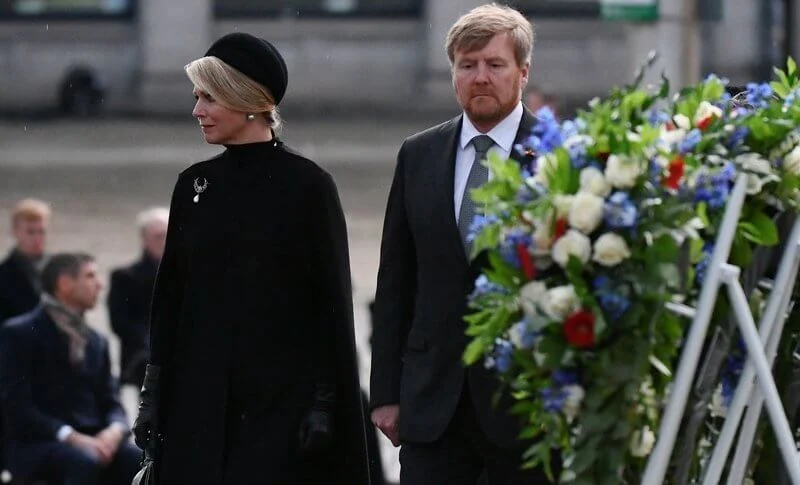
[0, 252, 140, 485]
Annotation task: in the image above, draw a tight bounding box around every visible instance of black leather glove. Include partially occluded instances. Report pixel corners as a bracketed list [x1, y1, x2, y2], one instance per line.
[298, 382, 336, 455]
[133, 364, 161, 450]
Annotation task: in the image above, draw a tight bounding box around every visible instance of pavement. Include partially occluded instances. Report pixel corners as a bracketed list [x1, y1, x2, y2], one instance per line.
[0, 114, 446, 482]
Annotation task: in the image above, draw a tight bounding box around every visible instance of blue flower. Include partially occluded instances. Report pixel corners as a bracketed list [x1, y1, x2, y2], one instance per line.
[679, 129, 702, 154]
[469, 274, 508, 301]
[593, 275, 612, 291]
[519, 107, 564, 155]
[499, 229, 532, 268]
[540, 387, 567, 413]
[567, 139, 590, 169]
[745, 82, 773, 109]
[467, 214, 499, 243]
[695, 243, 714, 286]
[645, 109, 671, 126]
[509, 320, 539, 350]
[704, 73, 730, 86]
[783, 87, 800, 108]
[725, 126, 749, 149]
[492, 339, 514, 373]
[598, 292, 631, 319]
[604, 191, 638, 229]
[721, 337, 746, 406]
[552, 369, 579, 387]
[694, 164, 734, 209]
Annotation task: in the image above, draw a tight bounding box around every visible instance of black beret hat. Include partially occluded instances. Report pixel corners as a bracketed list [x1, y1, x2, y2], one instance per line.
[205, 32, 288, 105]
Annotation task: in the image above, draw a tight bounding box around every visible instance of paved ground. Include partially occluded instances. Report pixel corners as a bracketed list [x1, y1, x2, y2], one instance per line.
[0, 114, 445, 482]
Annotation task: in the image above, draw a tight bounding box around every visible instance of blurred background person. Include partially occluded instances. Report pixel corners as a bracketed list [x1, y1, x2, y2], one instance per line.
[0, 198, 51, 325]
[523, 86, 545, 114]
[107, 207, 168, 421]
[0, 252, 139, 485]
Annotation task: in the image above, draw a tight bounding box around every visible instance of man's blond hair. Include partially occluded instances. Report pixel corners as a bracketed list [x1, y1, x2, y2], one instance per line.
[11, 198, 51, 228]
[185, 56, 282, 131]
[445, 3, 534, 68]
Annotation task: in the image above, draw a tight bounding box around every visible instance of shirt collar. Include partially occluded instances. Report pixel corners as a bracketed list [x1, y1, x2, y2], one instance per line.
[459, 102, 524, 152]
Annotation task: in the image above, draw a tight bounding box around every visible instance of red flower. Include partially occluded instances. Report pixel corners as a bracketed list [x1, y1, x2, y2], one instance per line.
[553, 218, 568, 241]
[665, 121, 676, 131]
[563, 310, 596, 349]
[663, 156, 685, 190]
[697, 115, 715, 131]
[516, 243, 537, 280]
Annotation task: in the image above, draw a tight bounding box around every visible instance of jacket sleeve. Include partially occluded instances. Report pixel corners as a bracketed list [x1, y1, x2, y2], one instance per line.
[0, 324, 67, 441]
[97, 338, 129, 428]
[309, 171, 356, 387]
[149, 177, 186, 369]
[107, 270, 148, 349]
[369, 140, 417, 409]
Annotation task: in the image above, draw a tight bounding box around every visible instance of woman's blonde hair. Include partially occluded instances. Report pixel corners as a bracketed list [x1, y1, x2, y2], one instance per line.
[185, 56, 282, 131]
[445, 3, 534, 68]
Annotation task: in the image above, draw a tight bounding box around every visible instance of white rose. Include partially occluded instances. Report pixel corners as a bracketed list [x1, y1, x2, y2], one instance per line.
[552, 194, 574, 219]
[579, 166, 612, 197]
[540, 285, 580, 321]
[605, 155, 641, 189]
[519, 281, 548, 319]
[592, 233, 632, 267]
[784, 145, 800, 175]
[562, 385, 585, 423]
[694, 100, 723, 125]
[673, 113, 691, 131]
[568, 192, 604, 235]
[659, 127, 687, 149]
[709, 385, 727, 418]
[736, 153, 772, 175]
[552, 229, 592, 268]
[630, 426, 656, 458]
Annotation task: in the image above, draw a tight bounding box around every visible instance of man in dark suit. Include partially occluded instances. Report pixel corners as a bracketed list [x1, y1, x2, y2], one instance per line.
[370, 4, 551, 484]
[0, 198, 51, 325]
[0, 253, 140, 485]
[107, 207, 168, 389]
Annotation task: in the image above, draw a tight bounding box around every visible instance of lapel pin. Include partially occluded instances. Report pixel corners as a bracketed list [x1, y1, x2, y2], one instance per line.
[193, 177, 209, 203]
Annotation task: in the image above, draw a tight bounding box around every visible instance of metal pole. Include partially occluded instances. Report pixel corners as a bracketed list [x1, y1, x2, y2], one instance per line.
[727, 238, 800, 484]
[702, 222, 800, 484]
[723, 266, 800, 485]
[642, 175, 749, 484]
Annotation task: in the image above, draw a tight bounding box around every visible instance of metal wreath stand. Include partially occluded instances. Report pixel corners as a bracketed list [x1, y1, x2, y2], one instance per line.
[641, 174, 800, 484]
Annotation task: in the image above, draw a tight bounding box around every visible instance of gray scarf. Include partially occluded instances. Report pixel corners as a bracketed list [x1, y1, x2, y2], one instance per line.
[41, 293, 90, 366]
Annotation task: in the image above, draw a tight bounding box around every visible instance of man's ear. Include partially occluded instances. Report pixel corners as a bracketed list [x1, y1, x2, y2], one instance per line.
[54, 273, 73, 298]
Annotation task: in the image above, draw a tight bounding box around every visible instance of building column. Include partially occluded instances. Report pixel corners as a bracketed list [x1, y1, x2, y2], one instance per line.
[138, 0, 212, 114]
[421, 0, 483, 111]
[625, 0, 701, 92]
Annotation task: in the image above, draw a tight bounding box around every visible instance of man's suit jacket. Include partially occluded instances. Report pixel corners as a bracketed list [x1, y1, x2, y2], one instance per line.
[107, 254, 158, 386]
[371, 108, 536, 449]
[0, 306, 128, 478]
[0, 250, 41, 325]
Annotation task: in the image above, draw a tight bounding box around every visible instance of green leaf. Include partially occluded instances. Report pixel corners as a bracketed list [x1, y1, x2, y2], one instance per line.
[740, 211, 779, 246]
[463, 338, 489, 366]
[788, 56, 797, 77]
[730, 233, 753, 268]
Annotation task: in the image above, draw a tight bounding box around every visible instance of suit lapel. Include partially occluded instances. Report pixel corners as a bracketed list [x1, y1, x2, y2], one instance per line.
[432, 115, 468, 265]
[509, 107, 538, 168]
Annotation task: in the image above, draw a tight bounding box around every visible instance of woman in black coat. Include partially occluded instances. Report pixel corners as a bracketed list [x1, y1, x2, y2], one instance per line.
[132, 32, 370, 485]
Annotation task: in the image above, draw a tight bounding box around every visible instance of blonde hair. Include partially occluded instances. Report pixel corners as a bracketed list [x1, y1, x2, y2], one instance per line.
[11, 198, 51, 228]
[185, 56, 282, 131]
[136, 207, 169, 234]
[445, 3, 534, 68]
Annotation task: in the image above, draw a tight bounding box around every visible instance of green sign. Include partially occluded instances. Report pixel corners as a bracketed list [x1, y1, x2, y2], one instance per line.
[601, 0, 659, 22]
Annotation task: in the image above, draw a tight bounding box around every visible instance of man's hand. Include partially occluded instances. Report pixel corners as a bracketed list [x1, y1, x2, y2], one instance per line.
[65, 431, 114, 466]
[371, 405, 400, 447]
[96, 425, 125, 459]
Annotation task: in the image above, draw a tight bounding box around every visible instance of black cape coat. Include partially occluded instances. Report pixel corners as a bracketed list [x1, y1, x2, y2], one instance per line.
[148, 140, 370, 484]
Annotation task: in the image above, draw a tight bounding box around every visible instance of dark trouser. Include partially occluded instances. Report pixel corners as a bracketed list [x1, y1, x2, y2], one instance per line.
[36, 441, 141, 485]
[399, 387, 554, 485]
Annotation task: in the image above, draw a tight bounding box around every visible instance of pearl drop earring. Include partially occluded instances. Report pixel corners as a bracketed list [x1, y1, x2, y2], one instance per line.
[246, 114, 256, 121]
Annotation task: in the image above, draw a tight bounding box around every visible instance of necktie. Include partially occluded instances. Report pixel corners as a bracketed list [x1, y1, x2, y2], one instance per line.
[458, 134, 494, 255]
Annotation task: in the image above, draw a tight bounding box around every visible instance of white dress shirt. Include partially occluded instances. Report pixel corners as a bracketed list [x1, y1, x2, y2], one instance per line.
[454, 102, 524, 223]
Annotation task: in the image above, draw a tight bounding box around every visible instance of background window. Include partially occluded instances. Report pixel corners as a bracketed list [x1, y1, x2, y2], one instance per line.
[215, 0, 423, 18]
[508, 0, 601, 18]
[0, 0, 133, 16]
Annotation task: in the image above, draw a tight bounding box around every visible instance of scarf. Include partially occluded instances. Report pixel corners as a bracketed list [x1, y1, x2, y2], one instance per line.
[41, 293, 90, 366]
